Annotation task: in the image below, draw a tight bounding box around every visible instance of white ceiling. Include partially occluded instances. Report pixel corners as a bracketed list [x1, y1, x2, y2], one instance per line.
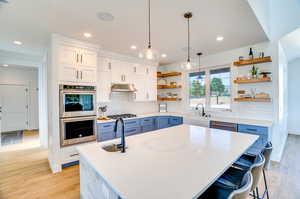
[0, 0, 268, 65]
[280, 28, 300, 63]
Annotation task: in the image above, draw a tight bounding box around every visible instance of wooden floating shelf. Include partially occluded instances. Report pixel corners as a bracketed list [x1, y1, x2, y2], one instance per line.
[233, 56, 272, 67]
[157, 85, 182, 89]
[234, 77, 272, 84]
[234, 98, 271, 102]
[157, 72, 182, 78]
[157, 97, 182, 101]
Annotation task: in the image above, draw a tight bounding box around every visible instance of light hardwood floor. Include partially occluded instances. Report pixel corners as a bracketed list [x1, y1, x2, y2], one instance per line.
[0, 135, 299, 199]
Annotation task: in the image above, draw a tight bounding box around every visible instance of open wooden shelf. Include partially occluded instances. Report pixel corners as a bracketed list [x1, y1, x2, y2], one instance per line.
[157, 97, 182, 101]
[233, 56, 272, 67]
[157, 85, 182, 89]
[234, 97, 271, 102]
[157, 72, 182, 78]
[234, 77, 272, 84]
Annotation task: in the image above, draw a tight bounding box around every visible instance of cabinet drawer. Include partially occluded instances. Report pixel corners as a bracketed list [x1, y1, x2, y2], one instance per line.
[116, 126, 141, 137]
[142, 124, 155, 133]
[99, 122, 115, 132]
[156, 116, 170, 129]
[98, 131, 115, 142]
[124, 119, 140, 129]
[238, 124, 268, 135]
[141, 117, 155, 126]
[169, 116, 183, 126]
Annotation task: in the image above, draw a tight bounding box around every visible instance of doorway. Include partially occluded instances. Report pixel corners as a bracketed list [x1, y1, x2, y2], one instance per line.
[0, 66, 40, 151]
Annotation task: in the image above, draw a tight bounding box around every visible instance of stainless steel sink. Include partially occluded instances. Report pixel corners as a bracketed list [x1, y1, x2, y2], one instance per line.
[102, 144, 121, 152]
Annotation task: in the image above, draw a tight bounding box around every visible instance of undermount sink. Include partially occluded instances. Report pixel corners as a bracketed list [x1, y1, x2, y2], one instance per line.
[102, 144, 127, 152]
[102, 144, 121, 152]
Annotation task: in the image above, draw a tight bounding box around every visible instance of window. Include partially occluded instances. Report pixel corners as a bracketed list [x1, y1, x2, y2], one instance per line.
[189, 72, 206, 107]
[209, 68, 231, 109]
[189, 67, 231, 110]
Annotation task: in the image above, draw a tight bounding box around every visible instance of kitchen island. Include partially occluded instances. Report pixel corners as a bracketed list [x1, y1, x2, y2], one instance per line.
[78, 124, 258, 199]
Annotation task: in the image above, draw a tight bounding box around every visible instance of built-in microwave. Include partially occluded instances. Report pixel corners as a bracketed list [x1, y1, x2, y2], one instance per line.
[59, 85, 96, 118]
[60, 116, 97, 147]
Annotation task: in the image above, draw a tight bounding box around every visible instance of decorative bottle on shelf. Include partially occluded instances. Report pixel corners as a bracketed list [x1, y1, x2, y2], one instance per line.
[249, 48, 254, 60]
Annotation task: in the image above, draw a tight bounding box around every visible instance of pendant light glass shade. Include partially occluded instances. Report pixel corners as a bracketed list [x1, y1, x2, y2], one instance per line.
[139, 47, 159, 60]
[182, 12, 193, 70]
[181, 60, 192, 70]
[140, 0, 159, 61]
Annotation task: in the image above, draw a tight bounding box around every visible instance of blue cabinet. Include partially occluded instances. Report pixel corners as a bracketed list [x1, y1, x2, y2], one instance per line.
[238, 124, 268, 155]
[169, 116, 183, 126]
[156, 116, 170, 129]
[98, 116, 183, 142]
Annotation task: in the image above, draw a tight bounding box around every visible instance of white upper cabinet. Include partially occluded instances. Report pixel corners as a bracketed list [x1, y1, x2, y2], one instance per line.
[57, 41, 98, 84]
[79, 49, 98, 68]
[100, 58, 112, 72]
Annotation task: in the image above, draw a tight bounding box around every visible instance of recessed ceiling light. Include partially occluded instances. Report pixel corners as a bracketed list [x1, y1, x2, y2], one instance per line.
[130, 45, 137, 50]
[83, 33, 92, 38]
[2, 64, 8, 67]
[97, 12, 115, 21]
[13, 40, 22, 45]
[161, 54, 167, 58]
[216, 36, 224, 41]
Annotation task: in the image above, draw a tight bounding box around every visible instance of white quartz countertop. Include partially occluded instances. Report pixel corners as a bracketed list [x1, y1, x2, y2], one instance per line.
[78, 124, 258, 199]
[97, 112, 273, 127]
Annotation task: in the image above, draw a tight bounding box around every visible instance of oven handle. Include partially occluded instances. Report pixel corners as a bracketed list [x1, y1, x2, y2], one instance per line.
[61, 116, 96, 122]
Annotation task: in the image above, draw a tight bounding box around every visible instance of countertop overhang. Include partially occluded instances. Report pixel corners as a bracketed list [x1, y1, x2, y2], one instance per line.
[78, 124, 258, 199]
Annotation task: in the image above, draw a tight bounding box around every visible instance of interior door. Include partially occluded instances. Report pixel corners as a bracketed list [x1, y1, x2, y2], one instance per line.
[0, 85, 28, 132]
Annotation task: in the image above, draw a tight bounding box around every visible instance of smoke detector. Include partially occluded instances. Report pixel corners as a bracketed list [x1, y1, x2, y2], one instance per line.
[97, 12, 114, 22]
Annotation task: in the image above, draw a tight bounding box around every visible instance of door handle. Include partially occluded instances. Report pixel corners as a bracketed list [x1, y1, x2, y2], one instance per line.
[81, 71, 83, 80]
[81, 54, 83, 64]
[108, 63, 111, 70]
[76, 54, 79, 63]
[76, 70, 79, 79]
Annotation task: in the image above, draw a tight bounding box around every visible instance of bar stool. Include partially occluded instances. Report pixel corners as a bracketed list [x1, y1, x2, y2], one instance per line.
[198, 171, 253, 199]
[262, 142, 273, 199]
[215, 154, 265, 199]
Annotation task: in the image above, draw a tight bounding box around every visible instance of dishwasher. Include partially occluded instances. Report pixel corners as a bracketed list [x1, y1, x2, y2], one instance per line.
[210, 121, 238, 132]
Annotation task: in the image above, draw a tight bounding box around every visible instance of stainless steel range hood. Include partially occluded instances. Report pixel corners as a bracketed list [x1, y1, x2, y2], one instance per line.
[111, 84, 137, 92]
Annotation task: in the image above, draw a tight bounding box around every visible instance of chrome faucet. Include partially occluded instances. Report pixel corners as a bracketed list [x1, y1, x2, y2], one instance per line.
[195, 103, 206, 117]
[114, 118, 126, 153]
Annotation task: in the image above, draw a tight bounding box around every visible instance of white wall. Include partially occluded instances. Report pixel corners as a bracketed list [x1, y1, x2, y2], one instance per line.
[288, 58, 300, 135]
[247, 0, 271, 39]
[0, 66, 39, 130]
[160, 42, 274, 121]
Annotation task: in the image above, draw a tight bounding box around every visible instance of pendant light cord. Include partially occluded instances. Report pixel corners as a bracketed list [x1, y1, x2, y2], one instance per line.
[148, 0, 151, 49]
[187, 17, 190, 62]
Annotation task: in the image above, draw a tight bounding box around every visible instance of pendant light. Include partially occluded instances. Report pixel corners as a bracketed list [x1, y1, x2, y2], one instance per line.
[182, 12, 193, 70]
[139, 0, 159, 61]
[196, 52, 203, 84]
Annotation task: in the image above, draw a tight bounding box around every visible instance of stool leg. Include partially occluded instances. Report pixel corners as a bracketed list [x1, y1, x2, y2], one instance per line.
[263, 170, 270, 199]
[256, 187, 260, 199]
[253, 190, 257, 199]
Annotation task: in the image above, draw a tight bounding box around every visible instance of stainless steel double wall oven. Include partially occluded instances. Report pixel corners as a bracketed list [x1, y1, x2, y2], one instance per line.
[59, 85, 97, 146]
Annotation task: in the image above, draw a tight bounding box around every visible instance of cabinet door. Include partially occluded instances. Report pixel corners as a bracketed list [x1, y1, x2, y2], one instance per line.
[79, 67, 97, 83]
[147, 66, 157, 101]
[61, 67, 79, 82]
[100, 58, 112, 72]
[122, 62, 134, 84]
[133, 75, 147, 101]
[97, 71, 112, 102]
[111, 60, 123, 84]
[58, 45, 78, 67]
[58, 45, 79, 82]
[134, 64, 146, 76]
[80, 49, 98, 68]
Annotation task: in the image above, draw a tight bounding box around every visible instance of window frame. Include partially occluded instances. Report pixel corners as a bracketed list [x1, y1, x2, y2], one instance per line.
[188, 65, 232, 112]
